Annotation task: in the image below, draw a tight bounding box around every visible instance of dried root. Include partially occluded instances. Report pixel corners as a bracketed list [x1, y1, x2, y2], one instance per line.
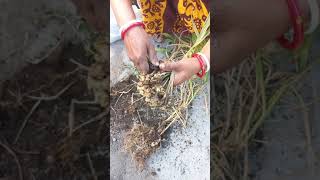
[87, 61, 109, 107]
[87, 36, 109, 107]
[123, 123, 161, 170]
[136, 71, 168, 107]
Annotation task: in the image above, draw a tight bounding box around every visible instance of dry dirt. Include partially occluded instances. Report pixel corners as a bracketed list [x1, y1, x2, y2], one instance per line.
[110, 74, 210, 180]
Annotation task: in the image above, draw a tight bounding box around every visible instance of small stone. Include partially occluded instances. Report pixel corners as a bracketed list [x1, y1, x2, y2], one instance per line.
[112, 138, 116, 142]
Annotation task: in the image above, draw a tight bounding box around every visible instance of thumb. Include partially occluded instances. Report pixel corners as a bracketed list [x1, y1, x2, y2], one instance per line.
[159, 61, 180, 72]
[147, 42, 159, 66]
[172, 73, 186, 86]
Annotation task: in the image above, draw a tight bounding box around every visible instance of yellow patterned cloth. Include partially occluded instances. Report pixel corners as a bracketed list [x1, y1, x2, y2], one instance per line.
[137, 0, 209, 35]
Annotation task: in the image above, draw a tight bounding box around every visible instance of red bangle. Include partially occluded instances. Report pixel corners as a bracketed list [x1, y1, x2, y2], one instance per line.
[192, 54, 206, 78]
[277, 0, 304, 50]
[121, 22, 145, 40]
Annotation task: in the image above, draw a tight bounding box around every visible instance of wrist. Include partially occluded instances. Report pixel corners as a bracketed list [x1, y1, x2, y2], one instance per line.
[120, 20, 145, 40]
[198, 53, 210, 72]
[277, 0, 305, 49]
[125, 25, 145, 39]
[191, 54, 207, 78]
[191, 57, 202, 74]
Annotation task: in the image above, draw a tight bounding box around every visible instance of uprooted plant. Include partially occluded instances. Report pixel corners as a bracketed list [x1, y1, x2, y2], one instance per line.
[123, 14, 210, 170]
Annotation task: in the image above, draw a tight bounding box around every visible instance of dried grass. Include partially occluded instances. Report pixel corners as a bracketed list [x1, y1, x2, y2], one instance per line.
[123, 14, 210, 169]
[212, 44, 318, 180]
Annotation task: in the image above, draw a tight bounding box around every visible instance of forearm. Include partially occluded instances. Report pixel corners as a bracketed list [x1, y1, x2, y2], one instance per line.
[212, 0, 312, 73]
[201, 40, 210, 70]
[202, 40, 210, 61]
[110, 0, 136, 26]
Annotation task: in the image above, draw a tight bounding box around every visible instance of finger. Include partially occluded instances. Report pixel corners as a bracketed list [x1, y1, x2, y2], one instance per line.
[147, 42, 159, 66]
[172, 72, 187, 86]
[159, 61, 179, 72]
[138, 59, 149, 74]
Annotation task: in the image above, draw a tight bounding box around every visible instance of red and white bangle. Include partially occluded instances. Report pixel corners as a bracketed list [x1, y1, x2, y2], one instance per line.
[119, 20, 145, 40]
[277, 0, 304, 50]
[195, 53, 210, 72]
[192, 53, 206, 78]
[306, 0, 319, 34]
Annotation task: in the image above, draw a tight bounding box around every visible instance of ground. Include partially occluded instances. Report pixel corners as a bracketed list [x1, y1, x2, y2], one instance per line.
[0, 0, 86, 82]
[109, 41, 210, 180]
[253, 33, 320, 180]
[2, 0, 320, 179]
[0, 43, 108, 179]
[0, 0, 108, 179]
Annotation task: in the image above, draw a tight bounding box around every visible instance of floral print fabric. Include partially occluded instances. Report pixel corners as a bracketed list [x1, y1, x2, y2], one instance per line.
[138, 0, 209, 35]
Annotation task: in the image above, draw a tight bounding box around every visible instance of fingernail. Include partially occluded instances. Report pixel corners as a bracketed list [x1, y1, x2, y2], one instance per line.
[159, 63, 164, 69]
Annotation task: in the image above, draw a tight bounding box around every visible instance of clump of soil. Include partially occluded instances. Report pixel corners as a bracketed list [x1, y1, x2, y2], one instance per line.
[123, 123, 161, 170]
[111, 71, 188, 170]
[110, 76, 170, 170]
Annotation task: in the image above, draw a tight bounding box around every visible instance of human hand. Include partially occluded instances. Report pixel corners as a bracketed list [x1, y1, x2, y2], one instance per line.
[124, 26, 159, 74]
[213, 0, 310, 73]
[159, 58, 202, 85]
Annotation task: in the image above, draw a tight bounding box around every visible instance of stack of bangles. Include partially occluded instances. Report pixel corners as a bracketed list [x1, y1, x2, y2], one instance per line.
[119, 20, 145, 40]
[192, 53, 210, 78]
[278, 0, 319, 50]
